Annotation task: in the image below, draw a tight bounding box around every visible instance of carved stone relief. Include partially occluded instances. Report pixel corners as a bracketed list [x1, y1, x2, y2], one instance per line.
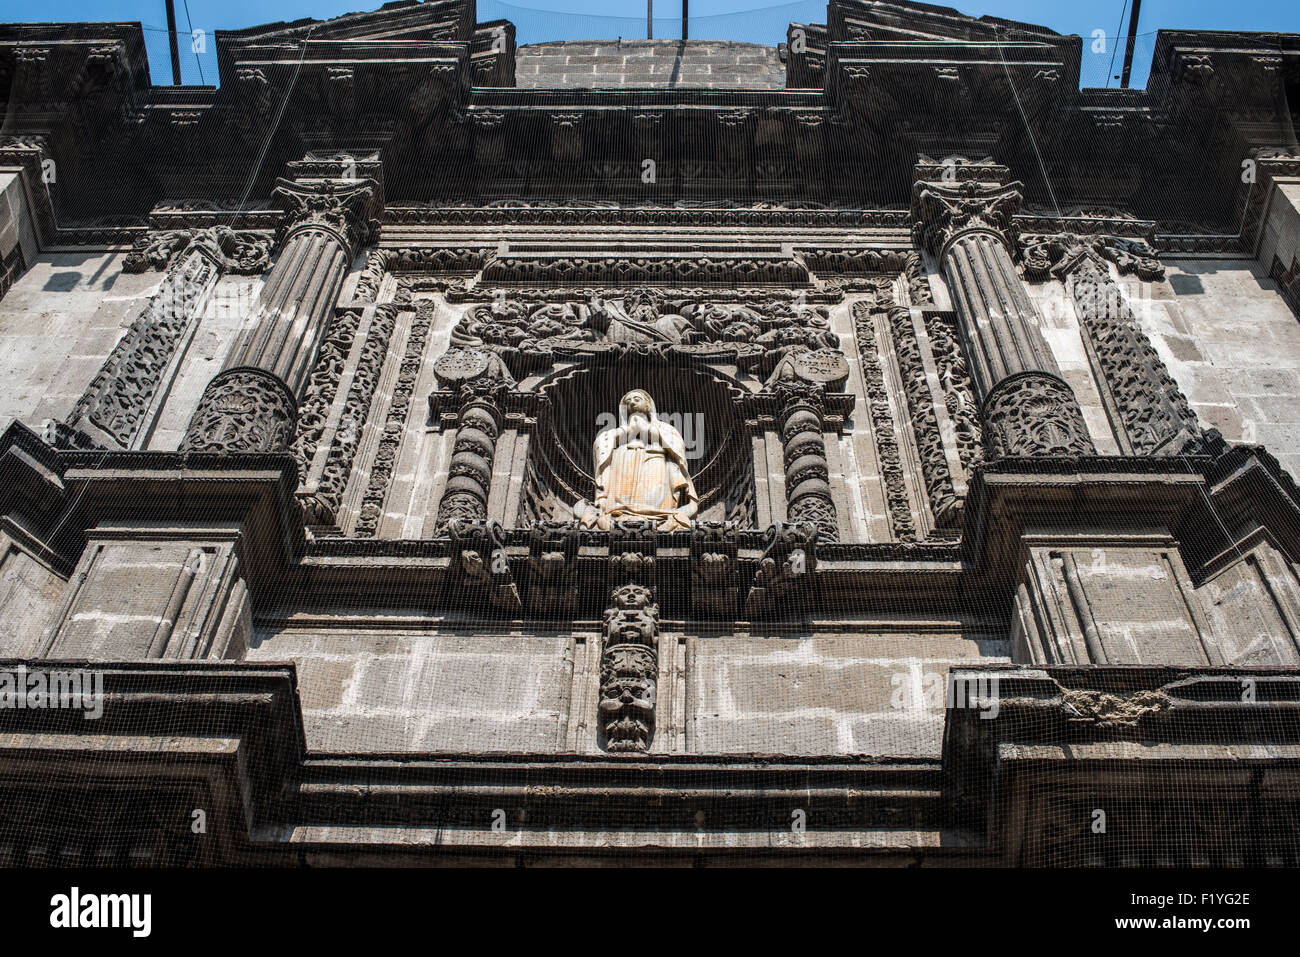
[598, 582, 659, 753]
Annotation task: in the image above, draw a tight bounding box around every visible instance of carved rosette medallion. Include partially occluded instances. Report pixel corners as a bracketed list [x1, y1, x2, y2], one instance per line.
[981, 371, 1095, 457]
[180, 366, 298, 453]
[598, 582, 659, 753]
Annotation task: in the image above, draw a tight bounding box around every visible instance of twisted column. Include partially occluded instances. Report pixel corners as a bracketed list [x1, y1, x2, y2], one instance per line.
[181, 177, 379, 453]
[433, 354, 514, 532]
[774, 380, 838, 540]
[912, 163, 1095, 458]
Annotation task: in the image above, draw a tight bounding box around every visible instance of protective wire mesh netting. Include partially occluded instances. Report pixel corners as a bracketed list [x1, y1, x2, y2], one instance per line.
[0, 1, 1298, 871]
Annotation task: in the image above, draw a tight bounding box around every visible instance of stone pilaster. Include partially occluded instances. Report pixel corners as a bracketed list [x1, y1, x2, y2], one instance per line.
[911, 161, 1095, 458]
[64, 226, 272, 450]
[773, 379, 838, 540]
[181, 171, 380, 453]
[598, 582, 659, 753]
[1020, 231, 1204, 455]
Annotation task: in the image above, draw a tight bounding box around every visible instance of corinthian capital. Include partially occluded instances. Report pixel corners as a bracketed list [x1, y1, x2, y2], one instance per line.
[910, 179, 1024, 257]
[271, 178, 380, 255]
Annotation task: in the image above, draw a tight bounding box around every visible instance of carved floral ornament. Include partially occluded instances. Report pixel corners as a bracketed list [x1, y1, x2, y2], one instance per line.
[443, 290, 843, 385]
[122, 226, 273, 274]
[1019, 232, 1165, 282]
[271, 178, 380, 255]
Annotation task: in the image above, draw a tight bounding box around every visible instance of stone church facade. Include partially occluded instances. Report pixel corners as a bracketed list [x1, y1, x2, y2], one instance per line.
[0, 0, 1298, 865]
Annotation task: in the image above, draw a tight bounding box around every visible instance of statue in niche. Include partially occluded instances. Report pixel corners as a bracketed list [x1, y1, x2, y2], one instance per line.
[573, 389, 700, 532]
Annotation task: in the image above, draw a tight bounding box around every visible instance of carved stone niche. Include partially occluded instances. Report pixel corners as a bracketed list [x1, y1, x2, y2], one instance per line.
[522, 362, 756, 531]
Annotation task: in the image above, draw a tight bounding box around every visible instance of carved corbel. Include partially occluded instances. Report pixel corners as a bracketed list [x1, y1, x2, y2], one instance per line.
[526, 520, 580, 619]
[743, 521, 818, 619]
[445, 518, 521, 616]
[690, 521, 740, 618]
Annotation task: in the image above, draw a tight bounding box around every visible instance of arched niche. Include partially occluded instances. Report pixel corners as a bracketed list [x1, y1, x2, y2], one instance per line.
[519, 359, 755, 528]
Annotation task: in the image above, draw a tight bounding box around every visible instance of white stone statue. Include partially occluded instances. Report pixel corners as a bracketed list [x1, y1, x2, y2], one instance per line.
[573, 389, 699, 532]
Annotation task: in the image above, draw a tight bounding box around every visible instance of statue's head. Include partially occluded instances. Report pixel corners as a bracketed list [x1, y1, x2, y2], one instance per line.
[621, 389, 654, 417]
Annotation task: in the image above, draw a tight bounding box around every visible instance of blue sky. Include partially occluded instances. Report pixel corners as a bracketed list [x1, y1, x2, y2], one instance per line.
[1, 0, 1296, 88]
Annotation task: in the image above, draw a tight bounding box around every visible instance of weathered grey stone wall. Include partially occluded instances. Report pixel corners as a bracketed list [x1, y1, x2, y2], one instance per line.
[0, 524, 66, 656]
[1136, 261, 1300, 478]
[249, 623, 1008, 757]
[687, 633, 1008, 756]
[0, 251, 155, 435]
[247, 627, 575, 752]
[0, 171, 38, 274]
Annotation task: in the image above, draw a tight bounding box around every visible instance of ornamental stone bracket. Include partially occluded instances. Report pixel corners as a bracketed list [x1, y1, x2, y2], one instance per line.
[743, 521, 819, 619]
[444, 518, 521, 616]
[911, 159, 1096, 459]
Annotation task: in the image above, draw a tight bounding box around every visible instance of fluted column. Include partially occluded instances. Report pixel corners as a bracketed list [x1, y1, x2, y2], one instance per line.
[181, 176, 379, 453]
[912, 162, 1095, 458]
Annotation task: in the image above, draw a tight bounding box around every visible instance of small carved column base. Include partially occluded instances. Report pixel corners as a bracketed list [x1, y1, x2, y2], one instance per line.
[981, 371, 1096, 458]
[180, 366, 298, 453]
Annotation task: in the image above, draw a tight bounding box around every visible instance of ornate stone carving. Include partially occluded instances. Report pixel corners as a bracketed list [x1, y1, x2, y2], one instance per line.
[1068, 257, 1202, 454]
[179, 367, 297, 454]
[924, 312, 984, 474]
[1020, 232, 1164, 283]
[912, 164, 1094, 460]
[773, 381, 838, 541]
[690, 521, 740, 618]
[851, 302, 917, 540]
[886, 305, 958, 527]
[126, 225, 273, 274]
[272, 178, 378, 256]
[744, 522, 818, 619]
[445, 518, 521, 615]
[432, 351, 514, 534]
[912, 179, 1024, 255]
[355, 302, 434, 537]
[295, 305, 399, 525]
[292, 310, 362, 488]
[598, 582, 659, 753]
[524, 521, 581, 618]
[981, 372, 1095, 457]
[572, 390, 700, 533]
[67, 246, 221, 449]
